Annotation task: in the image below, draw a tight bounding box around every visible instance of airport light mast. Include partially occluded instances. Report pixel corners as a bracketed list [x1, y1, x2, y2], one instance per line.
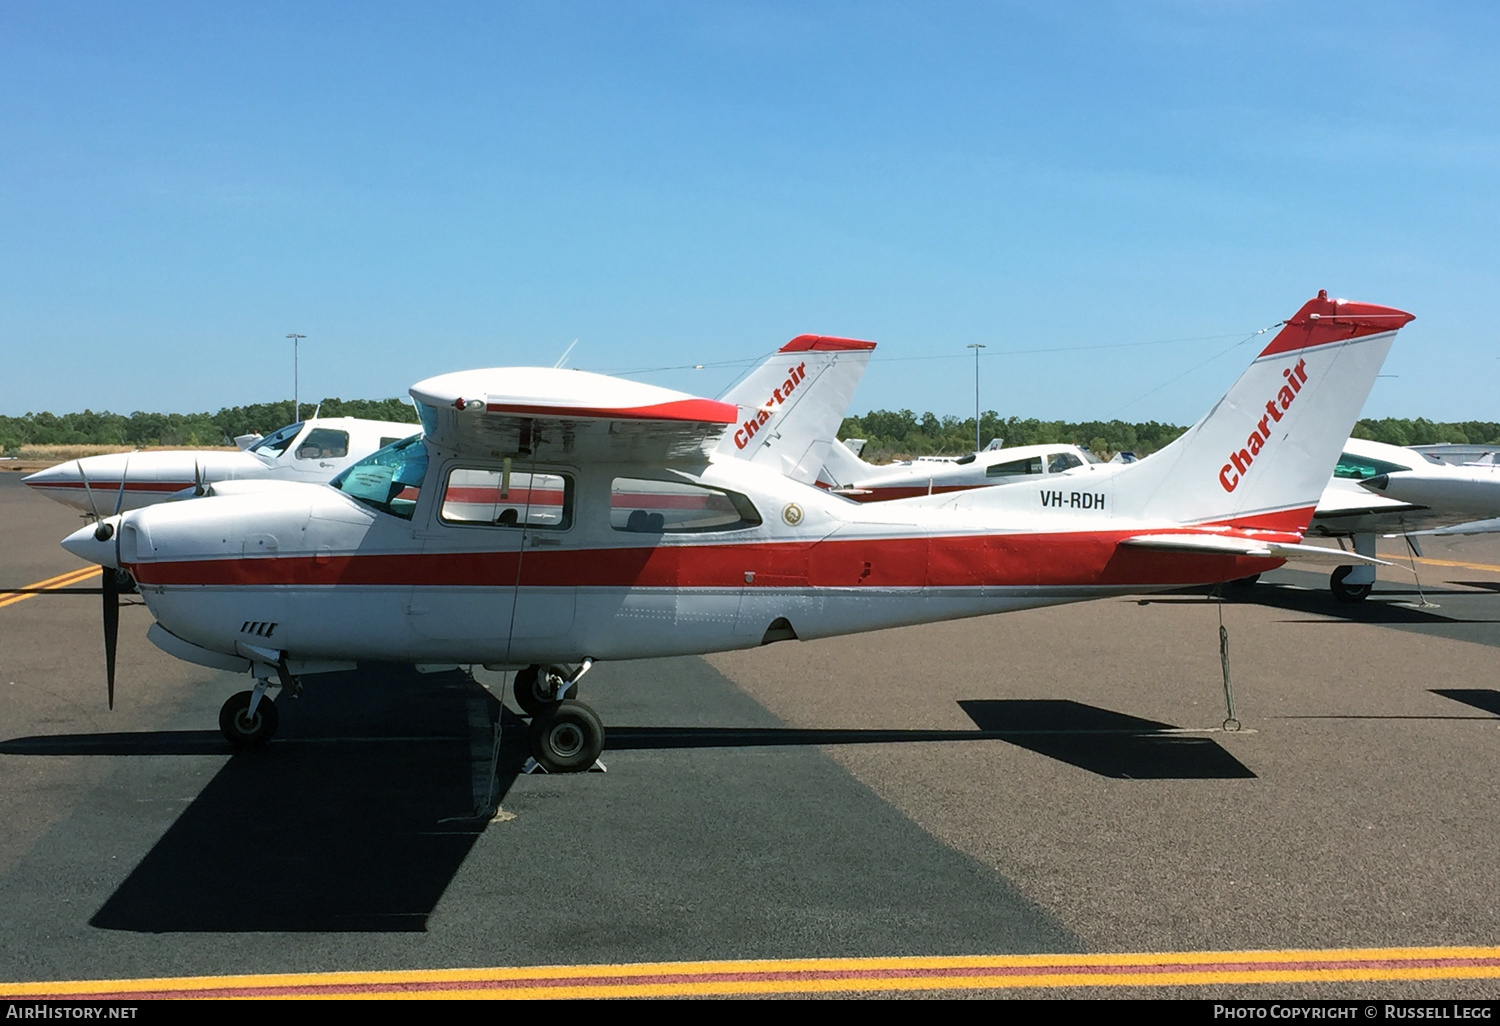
[286, 334, 306, 421]
[967, 343, 986, 452]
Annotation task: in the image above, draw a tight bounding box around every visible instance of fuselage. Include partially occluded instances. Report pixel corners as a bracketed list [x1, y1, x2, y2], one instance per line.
[68, 443, 1285, 673]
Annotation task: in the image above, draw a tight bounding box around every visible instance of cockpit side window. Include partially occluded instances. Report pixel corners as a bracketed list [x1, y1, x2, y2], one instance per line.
[295, 428, 349, 459]
[328, 434, 427, 519]
[248, 422, 305, 457]
[1334, 452, 1412, 479]
[986, 456, 1043, 479]
[1047, 451, 1084, 474]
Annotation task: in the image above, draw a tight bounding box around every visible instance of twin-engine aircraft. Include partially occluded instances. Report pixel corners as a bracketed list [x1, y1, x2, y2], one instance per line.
[23, 416, 419, 513]
[60, 292, 1413, 771]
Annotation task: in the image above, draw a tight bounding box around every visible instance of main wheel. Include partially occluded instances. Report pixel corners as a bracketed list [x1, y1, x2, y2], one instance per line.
[1330, 565, 1373, 603]
[513, 664, 572, 716]
[219, 691, 279, 749]
[528, 700, 605, 773]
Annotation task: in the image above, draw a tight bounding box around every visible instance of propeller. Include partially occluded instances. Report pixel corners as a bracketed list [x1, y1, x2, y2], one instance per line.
[85, 451, 133, 709]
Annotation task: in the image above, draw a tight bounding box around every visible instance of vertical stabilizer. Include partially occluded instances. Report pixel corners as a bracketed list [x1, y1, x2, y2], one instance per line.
[716, 336, 876, 483]
[1106, 291, 1414, 530]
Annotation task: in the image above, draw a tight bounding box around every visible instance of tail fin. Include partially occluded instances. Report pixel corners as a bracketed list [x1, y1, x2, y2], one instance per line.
[715, 335, 875, 483]
[818, 437, 879, 489]
[1108, 291, 1414, 531]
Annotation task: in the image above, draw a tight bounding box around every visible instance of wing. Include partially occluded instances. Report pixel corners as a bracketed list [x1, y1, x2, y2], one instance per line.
[410, 367, 737, 464]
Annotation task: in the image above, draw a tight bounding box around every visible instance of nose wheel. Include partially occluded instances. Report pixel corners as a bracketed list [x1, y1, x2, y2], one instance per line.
[219, 690, 279, 749]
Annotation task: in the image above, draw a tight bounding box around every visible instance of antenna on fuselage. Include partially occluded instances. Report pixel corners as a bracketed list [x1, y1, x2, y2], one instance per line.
[554, 339, 579, 369]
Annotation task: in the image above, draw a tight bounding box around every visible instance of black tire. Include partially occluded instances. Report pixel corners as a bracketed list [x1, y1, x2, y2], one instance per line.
[219, 690, 279, 749]
[528, 700, 605, 773]
[1330, 565, 1373, 603]
[1228, 574, 1261, 588]
[512, 664, 572, 716]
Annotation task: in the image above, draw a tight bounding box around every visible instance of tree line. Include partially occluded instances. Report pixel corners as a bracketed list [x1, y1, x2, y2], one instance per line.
[0, 399, 419, 451]
[839, 411, 1500, 462]
[3, 402, 1494, 460]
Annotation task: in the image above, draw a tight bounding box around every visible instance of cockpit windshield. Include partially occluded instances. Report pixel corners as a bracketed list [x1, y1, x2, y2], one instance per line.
[248, 422, 305, 458]
[328, 434, 427, 519]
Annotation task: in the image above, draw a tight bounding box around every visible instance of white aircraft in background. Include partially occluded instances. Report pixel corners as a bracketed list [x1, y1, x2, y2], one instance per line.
[1306, 436, 1500, 601]
[59, 292, 1410, 771]
[818, 437, 1102, 500]
[22, 416, 419, 514]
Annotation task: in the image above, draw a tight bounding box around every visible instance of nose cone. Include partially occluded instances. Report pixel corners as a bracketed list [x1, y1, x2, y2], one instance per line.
[22, 460, 78, 488]
[62, 517, 122, 569]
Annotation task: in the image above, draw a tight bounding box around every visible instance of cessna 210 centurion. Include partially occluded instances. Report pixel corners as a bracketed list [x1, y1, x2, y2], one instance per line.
[60, 292, 1413, 772]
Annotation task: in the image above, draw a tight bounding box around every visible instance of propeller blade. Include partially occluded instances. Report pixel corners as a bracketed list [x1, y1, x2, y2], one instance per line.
[102, 568, 119, 710]
[112, 452, 132, 516]
[77, 464, 101, 521]
[194, 457, 206, 497]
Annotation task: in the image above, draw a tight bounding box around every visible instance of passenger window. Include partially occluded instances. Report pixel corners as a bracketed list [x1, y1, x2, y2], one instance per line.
[440, 467, 572, 529]
[610, 478, 761, 533]
[295, 428, 350, 459]
[986, 456, 1042, 479]
[1048, 452, 1083, 473]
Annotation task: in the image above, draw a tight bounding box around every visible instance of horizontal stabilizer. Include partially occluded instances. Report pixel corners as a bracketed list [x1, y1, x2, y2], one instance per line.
[1121, 534, 1391, 566]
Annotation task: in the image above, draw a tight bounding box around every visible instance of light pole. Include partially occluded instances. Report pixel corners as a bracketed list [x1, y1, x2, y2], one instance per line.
[967, 343, 986, 452]
[286, 334, 306, 421]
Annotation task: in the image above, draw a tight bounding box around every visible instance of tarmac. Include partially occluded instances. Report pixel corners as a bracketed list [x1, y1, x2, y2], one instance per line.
[1, 469, 1497, 999]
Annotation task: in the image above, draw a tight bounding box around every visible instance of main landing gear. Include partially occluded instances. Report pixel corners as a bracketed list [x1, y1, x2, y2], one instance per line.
[513, 661, 605, 773]
[1330, 565, 1373, 603]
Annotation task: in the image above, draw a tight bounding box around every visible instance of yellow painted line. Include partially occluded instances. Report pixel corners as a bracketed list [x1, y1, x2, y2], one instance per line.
[0, 565, 102, 611]
[1379, 552, 1500, 575]
[3, 946, 1499, 999]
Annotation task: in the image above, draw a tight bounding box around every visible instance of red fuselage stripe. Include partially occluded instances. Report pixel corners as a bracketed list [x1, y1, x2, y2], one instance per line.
[127, 530, 1287, 589]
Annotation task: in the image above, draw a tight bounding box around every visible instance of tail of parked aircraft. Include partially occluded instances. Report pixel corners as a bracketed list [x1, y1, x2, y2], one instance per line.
[1104, 291, 1414, 531]
[716, 335, 876, 484]
[818, 437, 879, 489]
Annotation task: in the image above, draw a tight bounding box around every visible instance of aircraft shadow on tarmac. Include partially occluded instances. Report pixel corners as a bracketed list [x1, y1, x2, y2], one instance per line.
[78, 664, 519, 934]
[1431, 688, 1500, 716]
[609, 699, 1255, 780]
[2, 671, 1249, 932]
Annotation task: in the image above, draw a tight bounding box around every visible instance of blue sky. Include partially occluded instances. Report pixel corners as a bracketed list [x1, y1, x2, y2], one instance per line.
[2, 1, 1496, 425]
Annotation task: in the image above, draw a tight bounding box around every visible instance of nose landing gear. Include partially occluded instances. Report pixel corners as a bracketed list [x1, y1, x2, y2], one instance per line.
[219, 689, 278, 748]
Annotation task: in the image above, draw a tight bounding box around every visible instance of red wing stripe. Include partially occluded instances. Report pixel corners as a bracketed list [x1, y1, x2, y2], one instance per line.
[483, 398, 736, 424]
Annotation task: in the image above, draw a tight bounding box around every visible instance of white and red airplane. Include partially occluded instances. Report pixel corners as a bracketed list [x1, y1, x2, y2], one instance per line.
[58, 291, 1412, 770]
[22, 416, 420, 514]
[818, 437, 1102, 501]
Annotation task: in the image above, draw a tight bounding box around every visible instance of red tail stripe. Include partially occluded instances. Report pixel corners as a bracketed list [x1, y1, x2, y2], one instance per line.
[1258, 292, 1414, 357]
